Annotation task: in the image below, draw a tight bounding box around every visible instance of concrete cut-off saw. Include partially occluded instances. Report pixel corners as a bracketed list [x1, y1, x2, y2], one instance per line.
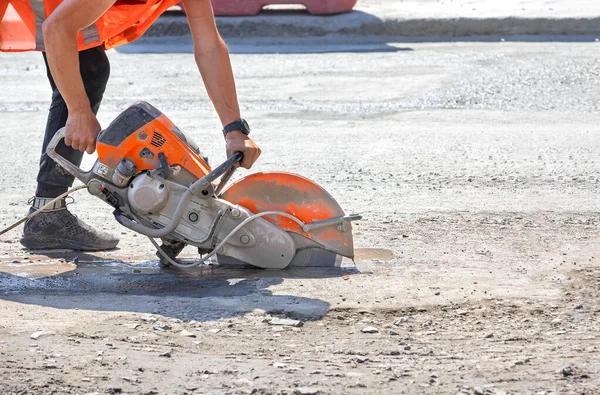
[45, 102, 361, 269]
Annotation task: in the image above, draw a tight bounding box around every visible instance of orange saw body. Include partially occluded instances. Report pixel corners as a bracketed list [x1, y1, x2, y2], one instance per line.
[47, 102, 360, 269]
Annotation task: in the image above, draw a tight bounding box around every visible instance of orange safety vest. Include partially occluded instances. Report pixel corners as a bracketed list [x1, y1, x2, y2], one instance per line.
[0, 0, 180, 52]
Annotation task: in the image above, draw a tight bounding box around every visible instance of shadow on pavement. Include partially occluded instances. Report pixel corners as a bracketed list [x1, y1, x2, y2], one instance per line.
[0, 254, 358, 322]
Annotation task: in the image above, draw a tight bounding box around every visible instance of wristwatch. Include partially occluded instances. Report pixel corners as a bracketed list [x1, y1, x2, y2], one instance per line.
[223, 119, 250, 138]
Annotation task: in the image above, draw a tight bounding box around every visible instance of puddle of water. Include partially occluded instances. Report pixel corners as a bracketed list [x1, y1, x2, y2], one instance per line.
[0, 260, 76, 278]
[354, 248, 394, 261]
[0, 251, 364, 280]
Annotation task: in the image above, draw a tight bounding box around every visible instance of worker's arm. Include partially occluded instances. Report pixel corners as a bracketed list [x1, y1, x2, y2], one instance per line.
[42, 0, 116, 154]
[181, 0, 261, 169]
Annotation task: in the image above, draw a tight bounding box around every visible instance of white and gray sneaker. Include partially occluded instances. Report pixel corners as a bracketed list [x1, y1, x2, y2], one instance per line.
[20, 197, 119, 251]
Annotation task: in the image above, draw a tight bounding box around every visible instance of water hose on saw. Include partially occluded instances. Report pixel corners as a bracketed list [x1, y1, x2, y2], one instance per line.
[150, 210, 307, 269]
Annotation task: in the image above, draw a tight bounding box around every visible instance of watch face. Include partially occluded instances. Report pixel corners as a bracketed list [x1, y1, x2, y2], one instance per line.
[242, 119, 250, 133]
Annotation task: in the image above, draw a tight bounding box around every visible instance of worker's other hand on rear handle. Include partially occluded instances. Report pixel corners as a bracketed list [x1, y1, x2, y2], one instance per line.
[63, 109, 101, 154]
[225, 131, 261, 169]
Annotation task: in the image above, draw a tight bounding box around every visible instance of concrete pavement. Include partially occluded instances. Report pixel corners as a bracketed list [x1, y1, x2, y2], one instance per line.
[1, 42, 599, 393]
[147, 0, 600, 38]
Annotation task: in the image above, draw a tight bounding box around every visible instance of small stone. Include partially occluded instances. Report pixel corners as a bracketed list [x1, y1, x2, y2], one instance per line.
[574, 304, 583, 310]
[393, 317, 409, 326]
[354, 356, 368, 363]
[159, 351, 172, 358]
[207, 328, 221, 334]
[234, 378, 254, 387]
[562, 366, 574, 376]
[485, 333, 494, 338]
[389, 330, 400, 336]
[30, 331, 47, 340]
[361, 326, 379, 334]
[140, 315, 158, 323]
[249, 308, 267, 316]
[273, 362, 287, 368]
[180, 330, 196, 337]
[153, 322, 172, 331]
[294, 388, 320, 395]
[268, 318, 304, 327]
[42, 360, 58, 369]
[123, 323, 139, 330]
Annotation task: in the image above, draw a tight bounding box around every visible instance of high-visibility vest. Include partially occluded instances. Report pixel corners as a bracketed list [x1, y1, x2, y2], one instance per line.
[0, 0, 181, 52]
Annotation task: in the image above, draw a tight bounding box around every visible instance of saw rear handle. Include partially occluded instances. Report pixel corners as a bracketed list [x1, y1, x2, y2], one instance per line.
[47, 128, 94, 184]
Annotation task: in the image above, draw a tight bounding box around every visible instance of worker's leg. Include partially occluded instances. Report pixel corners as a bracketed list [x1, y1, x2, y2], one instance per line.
[21, 46, 118, 251]
[36, 45, 110, 198]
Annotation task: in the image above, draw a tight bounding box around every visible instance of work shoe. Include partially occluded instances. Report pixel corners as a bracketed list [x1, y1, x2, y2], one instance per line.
[20, 197, 119, 251]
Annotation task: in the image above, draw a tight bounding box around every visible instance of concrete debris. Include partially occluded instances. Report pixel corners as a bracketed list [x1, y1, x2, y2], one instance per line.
[561, 366, 574, 376]
[140, 315, 158, 323]
[154, 322, 172, 331]
[250, 308, 267, 316]
[361, 327, 379, 334]
[268, 318, 304, 327]
[123, 323, 140, 330]
[294, 388, 321, 395]
[30, 331, 48, 340]
[234, 378, 254, 387]
[180, 330, 196, 337]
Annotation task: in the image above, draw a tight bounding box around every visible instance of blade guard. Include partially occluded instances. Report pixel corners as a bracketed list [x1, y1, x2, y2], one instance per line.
[220, 172, 355, 258]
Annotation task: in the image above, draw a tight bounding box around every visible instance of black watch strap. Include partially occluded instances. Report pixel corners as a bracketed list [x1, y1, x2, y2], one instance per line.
[223, 119, 250, 138]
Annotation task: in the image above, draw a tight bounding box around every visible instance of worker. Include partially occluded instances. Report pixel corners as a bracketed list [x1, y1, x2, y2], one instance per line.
[0, 0, 261, 251]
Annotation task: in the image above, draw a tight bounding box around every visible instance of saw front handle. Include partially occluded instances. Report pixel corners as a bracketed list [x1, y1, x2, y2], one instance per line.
[46, 127, 95, 184]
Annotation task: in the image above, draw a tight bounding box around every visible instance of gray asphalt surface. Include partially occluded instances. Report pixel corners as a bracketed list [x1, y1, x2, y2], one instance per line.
[0, 40, 599, 394]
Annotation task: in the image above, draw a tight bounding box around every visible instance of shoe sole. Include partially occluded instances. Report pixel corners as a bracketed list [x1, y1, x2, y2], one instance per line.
[20, 235, 119, 252]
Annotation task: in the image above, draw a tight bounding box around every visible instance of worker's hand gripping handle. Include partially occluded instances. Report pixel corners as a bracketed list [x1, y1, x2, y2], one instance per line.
[46, 127, 93, 184]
